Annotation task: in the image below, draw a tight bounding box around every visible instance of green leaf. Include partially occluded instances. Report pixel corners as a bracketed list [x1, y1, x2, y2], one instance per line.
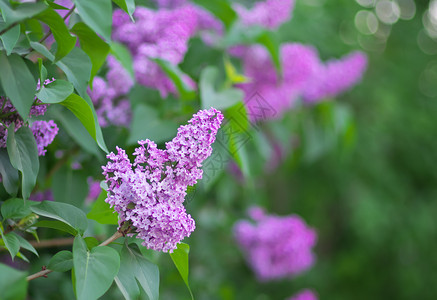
[33, 220, 78, 236]
[255, 30, 281, 73]
[127, 104, 178, 145]
[52, 166, 88, 208]
[53, 106, 100, 156]
[56, 48, 108, 153]
[1, 198, 35, 219]
[112, 0, 135, 21]
[6, 124, 39, 200]
[59, 93, 96, 140]
[199, 66, 243, 110]
[152, 58, 196, 100]
[0, 24, 20, 55]
[170, 243, 193, 299]
[71, 22, 110, 83]
[84, 237, 99, 250]
[0, 149, 19, 196]
[115, 243, 159, 300]
[30, 41, 55, 61]
[73, 0, 112, 42]
[36, 8, 77, 61]
[37, 58, 47, 84]
[225, 25, 281, 72]
[13, 232, 38, 257]
[36, 80, 74, 104]
[56, 47, 91, 97]
[0, 52, 37, 120]
[73, 235, 120, 300]
[87, 190, 118, 225]
[30, 201, 88, 235]
[48, 250, 73, 272]
[223, 56, 250, 84]
[192, 0, 236, 30]
[0, 1, 47, 26]
[0, 230, 20, 260]
[110, 42, 134, 79]
[0, 263, 28, 300]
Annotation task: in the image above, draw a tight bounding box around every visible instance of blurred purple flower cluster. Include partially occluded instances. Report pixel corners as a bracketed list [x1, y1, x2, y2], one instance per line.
[234, 206, 317, 281]
[0, 79, 58, 156]
[102, 108, 223, 252]
[287, 289, 318, 300]
[234, 0, 295, 29]
[88, 57, 133, 128]
[112, 6, 198, 97]
[237, 44, 368, 121]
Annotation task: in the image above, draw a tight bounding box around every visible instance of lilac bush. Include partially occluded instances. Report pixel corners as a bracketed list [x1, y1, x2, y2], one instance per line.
[102, 108, 223, 252]
[234, 206, 317, 281]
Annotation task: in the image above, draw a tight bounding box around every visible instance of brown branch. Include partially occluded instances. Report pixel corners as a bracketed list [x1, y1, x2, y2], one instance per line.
[38, 5, 75, 44]
[26, 231, 124, 281]
[0, 21, 19, 36]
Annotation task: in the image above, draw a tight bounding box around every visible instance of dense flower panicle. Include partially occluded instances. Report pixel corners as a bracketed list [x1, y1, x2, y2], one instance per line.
[302, 51, 368, 103]
[287, 289, 318, 300]
[102, 108, 223, 252]
[0, 79, 58, 154]
[237, 43, 367, 120]
[87, 178, 102, 202]
[31, 120, 59, 156]
[234, 206, 317, 281]
[234, 0, 296, 29]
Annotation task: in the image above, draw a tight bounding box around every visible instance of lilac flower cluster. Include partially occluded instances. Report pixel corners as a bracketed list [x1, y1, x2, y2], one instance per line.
[237, 43, 368, 120]
[287, 289, 318, 300]
[111, 6, 198, 97]
[0, 79, 59, 156]
[234, 0, 296, 29]
[102, 108, 223, 252]
[234, 206, 317, 281]
[31, 120, 59, 156]
[88, 57, 133, 127]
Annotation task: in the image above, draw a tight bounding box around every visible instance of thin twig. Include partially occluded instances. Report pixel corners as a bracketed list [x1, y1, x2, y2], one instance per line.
[0, 21, 19, 36]
[26, 231, 123, 281]
[38, 5, 75, 44]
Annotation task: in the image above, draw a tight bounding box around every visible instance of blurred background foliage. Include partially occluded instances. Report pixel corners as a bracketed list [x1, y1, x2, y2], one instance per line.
[4, 0, 437, 299]
[176, 0, 437, 299]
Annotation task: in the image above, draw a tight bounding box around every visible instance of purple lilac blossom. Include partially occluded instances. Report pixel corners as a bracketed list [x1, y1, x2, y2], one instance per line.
[111, 6, 198, 97]
[0, 79, 58, 154]
[87, 178, 102, 202]
[151, 0, 187, 9]
[238, 44, 320, 121]
[234, 206, 317, 281]
[237, 43, 367, 120]
[29, 190, 54, 202]
[88, 58, 133, 128]
[234, 0, 296, 29]
[150, 0, 224, 45]
[102, 108, 224, 252]
[30, 120, 59, 156]
[302, 51, 368, 103]
[287, 289, 318, 300]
